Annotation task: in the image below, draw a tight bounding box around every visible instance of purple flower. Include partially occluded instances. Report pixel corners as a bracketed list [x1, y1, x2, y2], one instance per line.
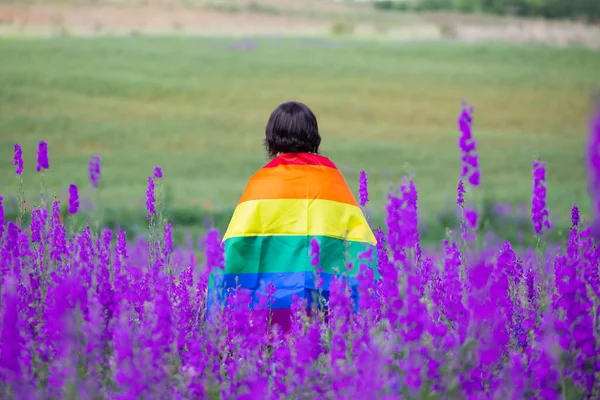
[553, 226, 596, 390]
[153, 166, 163, 179]
[441, 240, 467, 340]
[68, 184, 79, 215]
[358, 170, 369, 206]
[464, 208, 478, 230]
[266, 282, 276, 301]
[497, 241, 522, 285]
[357, 261, 377, 313]
[531, 158, 551, 235]
[81, 291, 103, 388]
[113, 302, 141, 397]
[329, 275, 353, 364]
[96, 230, 114, 339]
[310, 238, 323, 289]
[1, 274, 25, 386]
[3, 223, 20, 267]
[310, 237, 320, 267]
[174, 266, 194, 364]
[587, 103, 600, 237]
[0, 195, 4, 242]
[114, 229, 128, 277]
[376, 228, 402, 326]
[13, 144, 23, 176]
[203, 228, 224, 272]
[457, 102, 480, 187]
[571, 204, 580, 227]
[50, 201, 66, 261]
[386, 178, 421, 264]
[163, 223, 173, 260]
[456, 180, 465, 206]
[30, 208, 46, 243]
[35, 141, 49, 172]
[88, 155, 101, 189]
[400, 267, 428, 345]
[146, 176, 156, 221]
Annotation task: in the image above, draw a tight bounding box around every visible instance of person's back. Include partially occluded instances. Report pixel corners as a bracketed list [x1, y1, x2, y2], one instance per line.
[208, 101, 377, 331]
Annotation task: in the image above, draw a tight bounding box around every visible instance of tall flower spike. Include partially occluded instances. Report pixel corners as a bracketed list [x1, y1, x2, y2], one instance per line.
[13, 144, 23, 176]
[457, 102, 480, 187]
[88, 155, 101, 189]
[203, 228, 224, 272]
[386, 177, 420, 262]
[310, 237, 320, 267]
[163, 223, 173, 261]
[0, 195, 4, 242]
[114, 229, 128, 276]
[457, 180, 465, 206]
[464, 208, 479, 231]
[310, 238, 323, 289]
[30, 208, 45, 243]
[146, 176, 156, 221]
[50, 201, 66, 262]
[0, 275, 24, 383]
[153, 166, 163, 179]
[358, 170, 369, 207]
[68, 184, 80, 215]
[586, 103, 600, 238]
[36, 140, 49, 172]
[571, 204, 580, 228]
[531, 158, 550, 235]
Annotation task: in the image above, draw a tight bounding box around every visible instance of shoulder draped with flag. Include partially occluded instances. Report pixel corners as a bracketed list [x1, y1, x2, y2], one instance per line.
[207, 153, 377, 330]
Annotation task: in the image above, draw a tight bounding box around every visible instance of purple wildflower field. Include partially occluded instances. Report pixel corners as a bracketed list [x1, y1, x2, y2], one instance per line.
[1, 102, 600, 399]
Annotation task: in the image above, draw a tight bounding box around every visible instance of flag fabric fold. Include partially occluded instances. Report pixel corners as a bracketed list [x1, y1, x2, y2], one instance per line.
[208, 153, 377, 329]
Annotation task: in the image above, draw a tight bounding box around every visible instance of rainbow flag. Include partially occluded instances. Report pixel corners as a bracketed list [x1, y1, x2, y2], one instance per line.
[208, 153, 377, 327]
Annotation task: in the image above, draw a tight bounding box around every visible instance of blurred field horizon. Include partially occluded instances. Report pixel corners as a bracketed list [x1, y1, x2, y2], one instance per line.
[1, 0, 599, 244]
[1, 0, 600, 47]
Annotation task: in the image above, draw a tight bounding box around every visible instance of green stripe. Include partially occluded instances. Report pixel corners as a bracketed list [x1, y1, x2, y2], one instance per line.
[221, 235, 377, 276]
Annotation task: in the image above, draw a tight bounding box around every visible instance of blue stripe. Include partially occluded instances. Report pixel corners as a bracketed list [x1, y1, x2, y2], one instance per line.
[207, 271, 359, 312]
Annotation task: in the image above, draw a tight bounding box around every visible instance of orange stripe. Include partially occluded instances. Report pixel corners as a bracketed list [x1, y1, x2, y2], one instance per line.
[239, 164, 358, 206]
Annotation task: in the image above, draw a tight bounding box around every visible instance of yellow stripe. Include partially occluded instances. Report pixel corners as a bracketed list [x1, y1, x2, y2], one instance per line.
[223, 199, 376, 245]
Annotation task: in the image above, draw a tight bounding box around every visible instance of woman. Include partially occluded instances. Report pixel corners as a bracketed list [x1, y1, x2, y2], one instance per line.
[208, 101, 377, 332]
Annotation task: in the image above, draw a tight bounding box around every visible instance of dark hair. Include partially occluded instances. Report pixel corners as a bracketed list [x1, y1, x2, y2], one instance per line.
[264, 101, 321, 159]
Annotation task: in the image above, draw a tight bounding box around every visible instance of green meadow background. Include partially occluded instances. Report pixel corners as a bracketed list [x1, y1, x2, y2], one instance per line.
[0, 37, 599, 244]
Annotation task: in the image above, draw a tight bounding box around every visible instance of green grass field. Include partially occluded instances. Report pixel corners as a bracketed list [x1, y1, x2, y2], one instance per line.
[0, 37, 599, 242]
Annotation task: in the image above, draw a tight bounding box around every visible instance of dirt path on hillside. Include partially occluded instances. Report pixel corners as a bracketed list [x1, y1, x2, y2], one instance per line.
[0, 3, 331, 36]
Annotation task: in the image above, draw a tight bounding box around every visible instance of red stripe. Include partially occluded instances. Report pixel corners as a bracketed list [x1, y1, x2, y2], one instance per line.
[264, 153, 338, 169]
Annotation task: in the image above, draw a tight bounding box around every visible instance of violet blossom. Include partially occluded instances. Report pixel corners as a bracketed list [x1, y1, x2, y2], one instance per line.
[310, 238, 324, 289]
[0, 195, 4, 242]
[457, 102, 480, 187]
[36, 140, 49, 172]
[13, 144, 23, 176]
[88, 155, 101, 189]
[571, 204, 580, 227]
[358, 170, 369, 207]
[68, 184, 79, 215]
[457, 180, 465, 205]
[586, 103, 600, 238]
[146, 176, 156, 221]
[531, 158, 551, 235]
